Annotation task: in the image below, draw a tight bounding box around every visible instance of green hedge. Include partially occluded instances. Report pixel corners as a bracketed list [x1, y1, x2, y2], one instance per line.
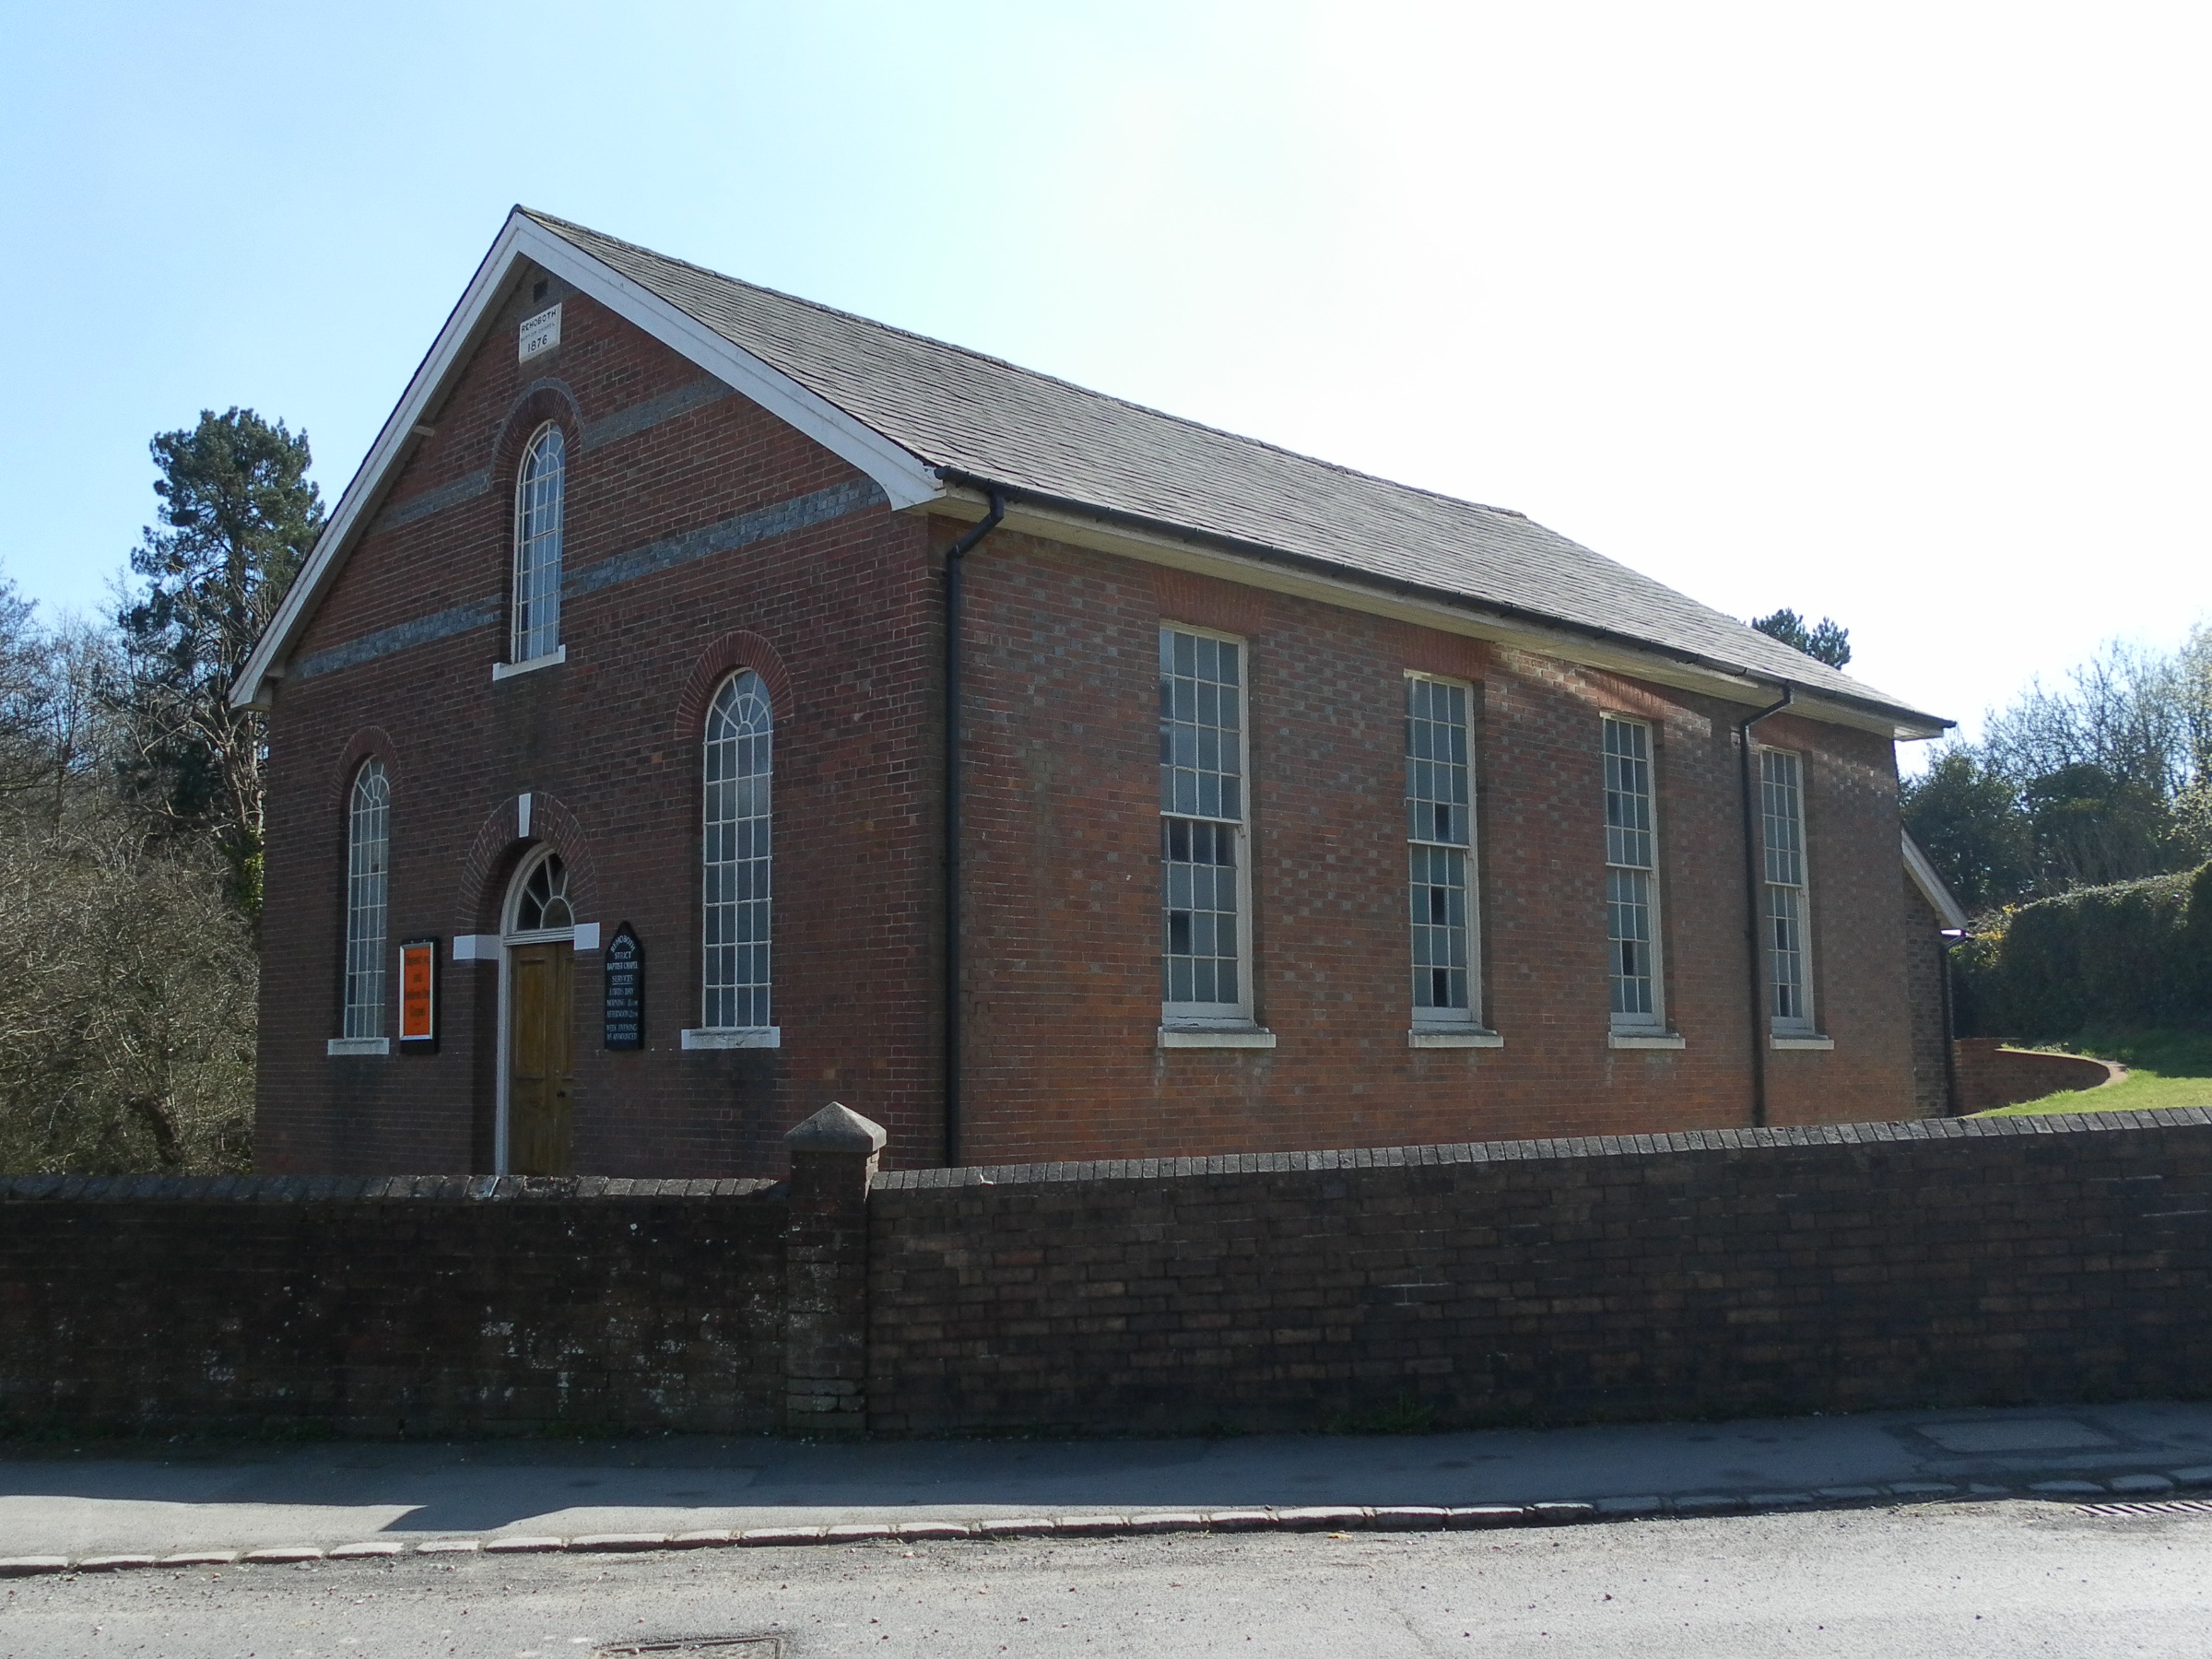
[1952, 863, 2212, 1040]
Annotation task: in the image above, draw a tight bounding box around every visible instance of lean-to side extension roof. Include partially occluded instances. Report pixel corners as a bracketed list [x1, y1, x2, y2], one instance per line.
[1902, 830, 1971, 931]
[236, 207, 1949, 737]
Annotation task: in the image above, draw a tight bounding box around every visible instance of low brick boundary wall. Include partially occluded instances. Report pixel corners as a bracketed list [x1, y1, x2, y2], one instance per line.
[866, 1110, 2212, 1435]
[1953, 1039, 2122, 1112]
[0, 1176, 790, 1438]
[4, 1109, 2207, 1439]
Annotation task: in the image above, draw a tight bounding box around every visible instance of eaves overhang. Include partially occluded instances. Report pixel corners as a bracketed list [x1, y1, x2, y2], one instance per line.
[232, 206, 1956, 750]
[924, 471, 1954, 743]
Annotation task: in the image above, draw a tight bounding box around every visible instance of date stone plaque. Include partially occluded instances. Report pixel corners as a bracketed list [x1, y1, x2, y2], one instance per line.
[602, 923, 644, 1051]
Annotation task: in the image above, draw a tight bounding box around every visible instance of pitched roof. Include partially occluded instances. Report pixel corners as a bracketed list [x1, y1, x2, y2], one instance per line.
[236, 207, 1946, 735]
[523, 209, 1944, 733]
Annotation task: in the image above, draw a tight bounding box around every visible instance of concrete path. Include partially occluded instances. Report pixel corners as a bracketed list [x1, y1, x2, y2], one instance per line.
[4, 1399, 2210, 1567]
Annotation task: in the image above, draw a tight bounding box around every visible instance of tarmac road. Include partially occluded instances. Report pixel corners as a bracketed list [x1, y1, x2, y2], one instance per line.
[5, 1499, 2209, 1658]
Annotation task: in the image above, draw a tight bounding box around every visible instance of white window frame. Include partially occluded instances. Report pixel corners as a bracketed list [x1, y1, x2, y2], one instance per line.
[1406, 672, 1487, 1037]
[1759, 746, 1819, 1038]
[510, 421, 565, 665]
[684, 670, 779, 1051]
[333, 758, 390, 1053]
[1158, 622, 1261, 1037]
[1602, 713, 1670, 1038]
[504, 844, 578, 945]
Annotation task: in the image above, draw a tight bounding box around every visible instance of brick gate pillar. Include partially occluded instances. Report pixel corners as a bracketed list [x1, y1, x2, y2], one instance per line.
[782, 1100, 885, 1434]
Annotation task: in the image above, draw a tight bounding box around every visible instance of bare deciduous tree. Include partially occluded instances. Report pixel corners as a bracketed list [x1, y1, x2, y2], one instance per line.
[1910, 625, 2212, 909]
[0, 572, 255, 1174]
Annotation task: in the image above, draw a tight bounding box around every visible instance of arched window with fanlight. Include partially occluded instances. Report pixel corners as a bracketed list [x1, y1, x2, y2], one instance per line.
[512, 422, 565, 663]
[698, 671, 772, 1038]
[342, 759, 390, 1040]
[510, 850, 574, 935]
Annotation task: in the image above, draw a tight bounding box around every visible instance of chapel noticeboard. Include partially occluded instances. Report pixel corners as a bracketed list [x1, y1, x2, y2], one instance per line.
[398, 938, 438, 1051]
[603, 924, 644, 1050]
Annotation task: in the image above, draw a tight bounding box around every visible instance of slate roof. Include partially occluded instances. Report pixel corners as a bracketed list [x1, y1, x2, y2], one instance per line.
[525, 210, 1942, 731]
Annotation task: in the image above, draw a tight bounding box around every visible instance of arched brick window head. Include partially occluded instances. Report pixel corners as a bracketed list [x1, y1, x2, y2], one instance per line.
[702, 671, 772, 1030]
[344, 759, 390, 1039]
[512, 423, 565, 662]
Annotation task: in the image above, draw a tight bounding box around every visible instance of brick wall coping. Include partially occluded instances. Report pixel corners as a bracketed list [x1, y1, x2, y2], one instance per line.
[0, 1174, 783, 1204]
[869, 1107, 2212, 1192]
[8, 1109, 2208, 1203]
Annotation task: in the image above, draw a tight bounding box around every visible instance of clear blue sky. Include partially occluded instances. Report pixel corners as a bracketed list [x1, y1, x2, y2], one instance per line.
[4, 0, 2206, 751]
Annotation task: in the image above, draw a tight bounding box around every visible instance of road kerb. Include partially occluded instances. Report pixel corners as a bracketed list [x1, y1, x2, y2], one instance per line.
[0, 1475, 2126, 1575]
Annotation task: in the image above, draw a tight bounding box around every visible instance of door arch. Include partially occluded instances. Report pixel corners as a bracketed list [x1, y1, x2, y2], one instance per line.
[500, 846, 576, 1174]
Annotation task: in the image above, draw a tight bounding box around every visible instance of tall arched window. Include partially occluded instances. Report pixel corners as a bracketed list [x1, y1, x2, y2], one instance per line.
[343, 759, 390, 1039]
[701, 671, 771, 1030]
[512, 422, 565, 662]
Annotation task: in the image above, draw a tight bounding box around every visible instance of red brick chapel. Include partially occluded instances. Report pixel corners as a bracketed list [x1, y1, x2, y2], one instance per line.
[236, 208, 1963, 1179]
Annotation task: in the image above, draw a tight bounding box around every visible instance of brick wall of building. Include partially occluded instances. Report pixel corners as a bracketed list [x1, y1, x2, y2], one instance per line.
[866, 1110, 2212, 1436]
[258, 271, 1931, 1181]
[0, 1177, 786, 1437]
[259, 267, 946, 1177]
[951, 535, 1920, 1163]
[1903, 877, 1956, 1117]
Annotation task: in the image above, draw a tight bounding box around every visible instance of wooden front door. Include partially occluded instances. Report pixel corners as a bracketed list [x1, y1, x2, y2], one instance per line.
[508, 941, 574, 1175]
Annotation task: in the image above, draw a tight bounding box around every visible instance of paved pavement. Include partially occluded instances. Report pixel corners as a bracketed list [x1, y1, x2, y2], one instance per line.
[6, 1497, 2212, 1657]
[4, 1399, 2210, 1567]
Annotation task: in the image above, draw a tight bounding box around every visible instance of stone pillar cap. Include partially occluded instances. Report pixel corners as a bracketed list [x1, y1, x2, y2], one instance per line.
[784, 1100, 888, 1153]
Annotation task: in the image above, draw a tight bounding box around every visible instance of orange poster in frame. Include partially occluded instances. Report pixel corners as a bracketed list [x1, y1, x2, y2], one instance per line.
[399, 938, 438, 1051]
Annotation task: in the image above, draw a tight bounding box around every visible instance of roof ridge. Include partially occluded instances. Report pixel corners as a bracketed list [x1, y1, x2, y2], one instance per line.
[519, 206, 1537, 525]
[515, 208, 1939, 727]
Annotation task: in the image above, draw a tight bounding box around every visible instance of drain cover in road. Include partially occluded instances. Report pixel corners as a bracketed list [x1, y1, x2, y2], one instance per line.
[1915, 1418, 2121, 1453]
[597, 1640, 779, 1657]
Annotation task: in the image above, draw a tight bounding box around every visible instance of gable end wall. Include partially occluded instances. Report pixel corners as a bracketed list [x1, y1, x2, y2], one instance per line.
[260, 274, 943, 1176]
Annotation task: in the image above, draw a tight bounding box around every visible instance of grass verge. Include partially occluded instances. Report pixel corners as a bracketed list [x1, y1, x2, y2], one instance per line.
[1974, 1029, 2212, 1116]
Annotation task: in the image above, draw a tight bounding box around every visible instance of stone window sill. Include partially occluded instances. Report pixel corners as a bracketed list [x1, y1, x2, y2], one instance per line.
[1408, 1029, 1504, 1049]
[1771, 1033, 1835, 1051]
[326, 1037, 390, 1057]
[1159, 1026, 1277, 1050]
[1609, 1031, 1686, 1050]
[491, 644, 567, 681]
[681, 1027, 781, 1050]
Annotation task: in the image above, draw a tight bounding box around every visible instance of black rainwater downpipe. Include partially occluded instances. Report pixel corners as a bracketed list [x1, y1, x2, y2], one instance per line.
[942, 490, 1006, 1168]
[1737, 686, 1794, 1127]
[1938, 936, 1963, 1116]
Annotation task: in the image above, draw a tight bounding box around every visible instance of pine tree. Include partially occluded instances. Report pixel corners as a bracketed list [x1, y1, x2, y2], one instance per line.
[1750, 607, 1853, 668]
[119, 409, 322, 919]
